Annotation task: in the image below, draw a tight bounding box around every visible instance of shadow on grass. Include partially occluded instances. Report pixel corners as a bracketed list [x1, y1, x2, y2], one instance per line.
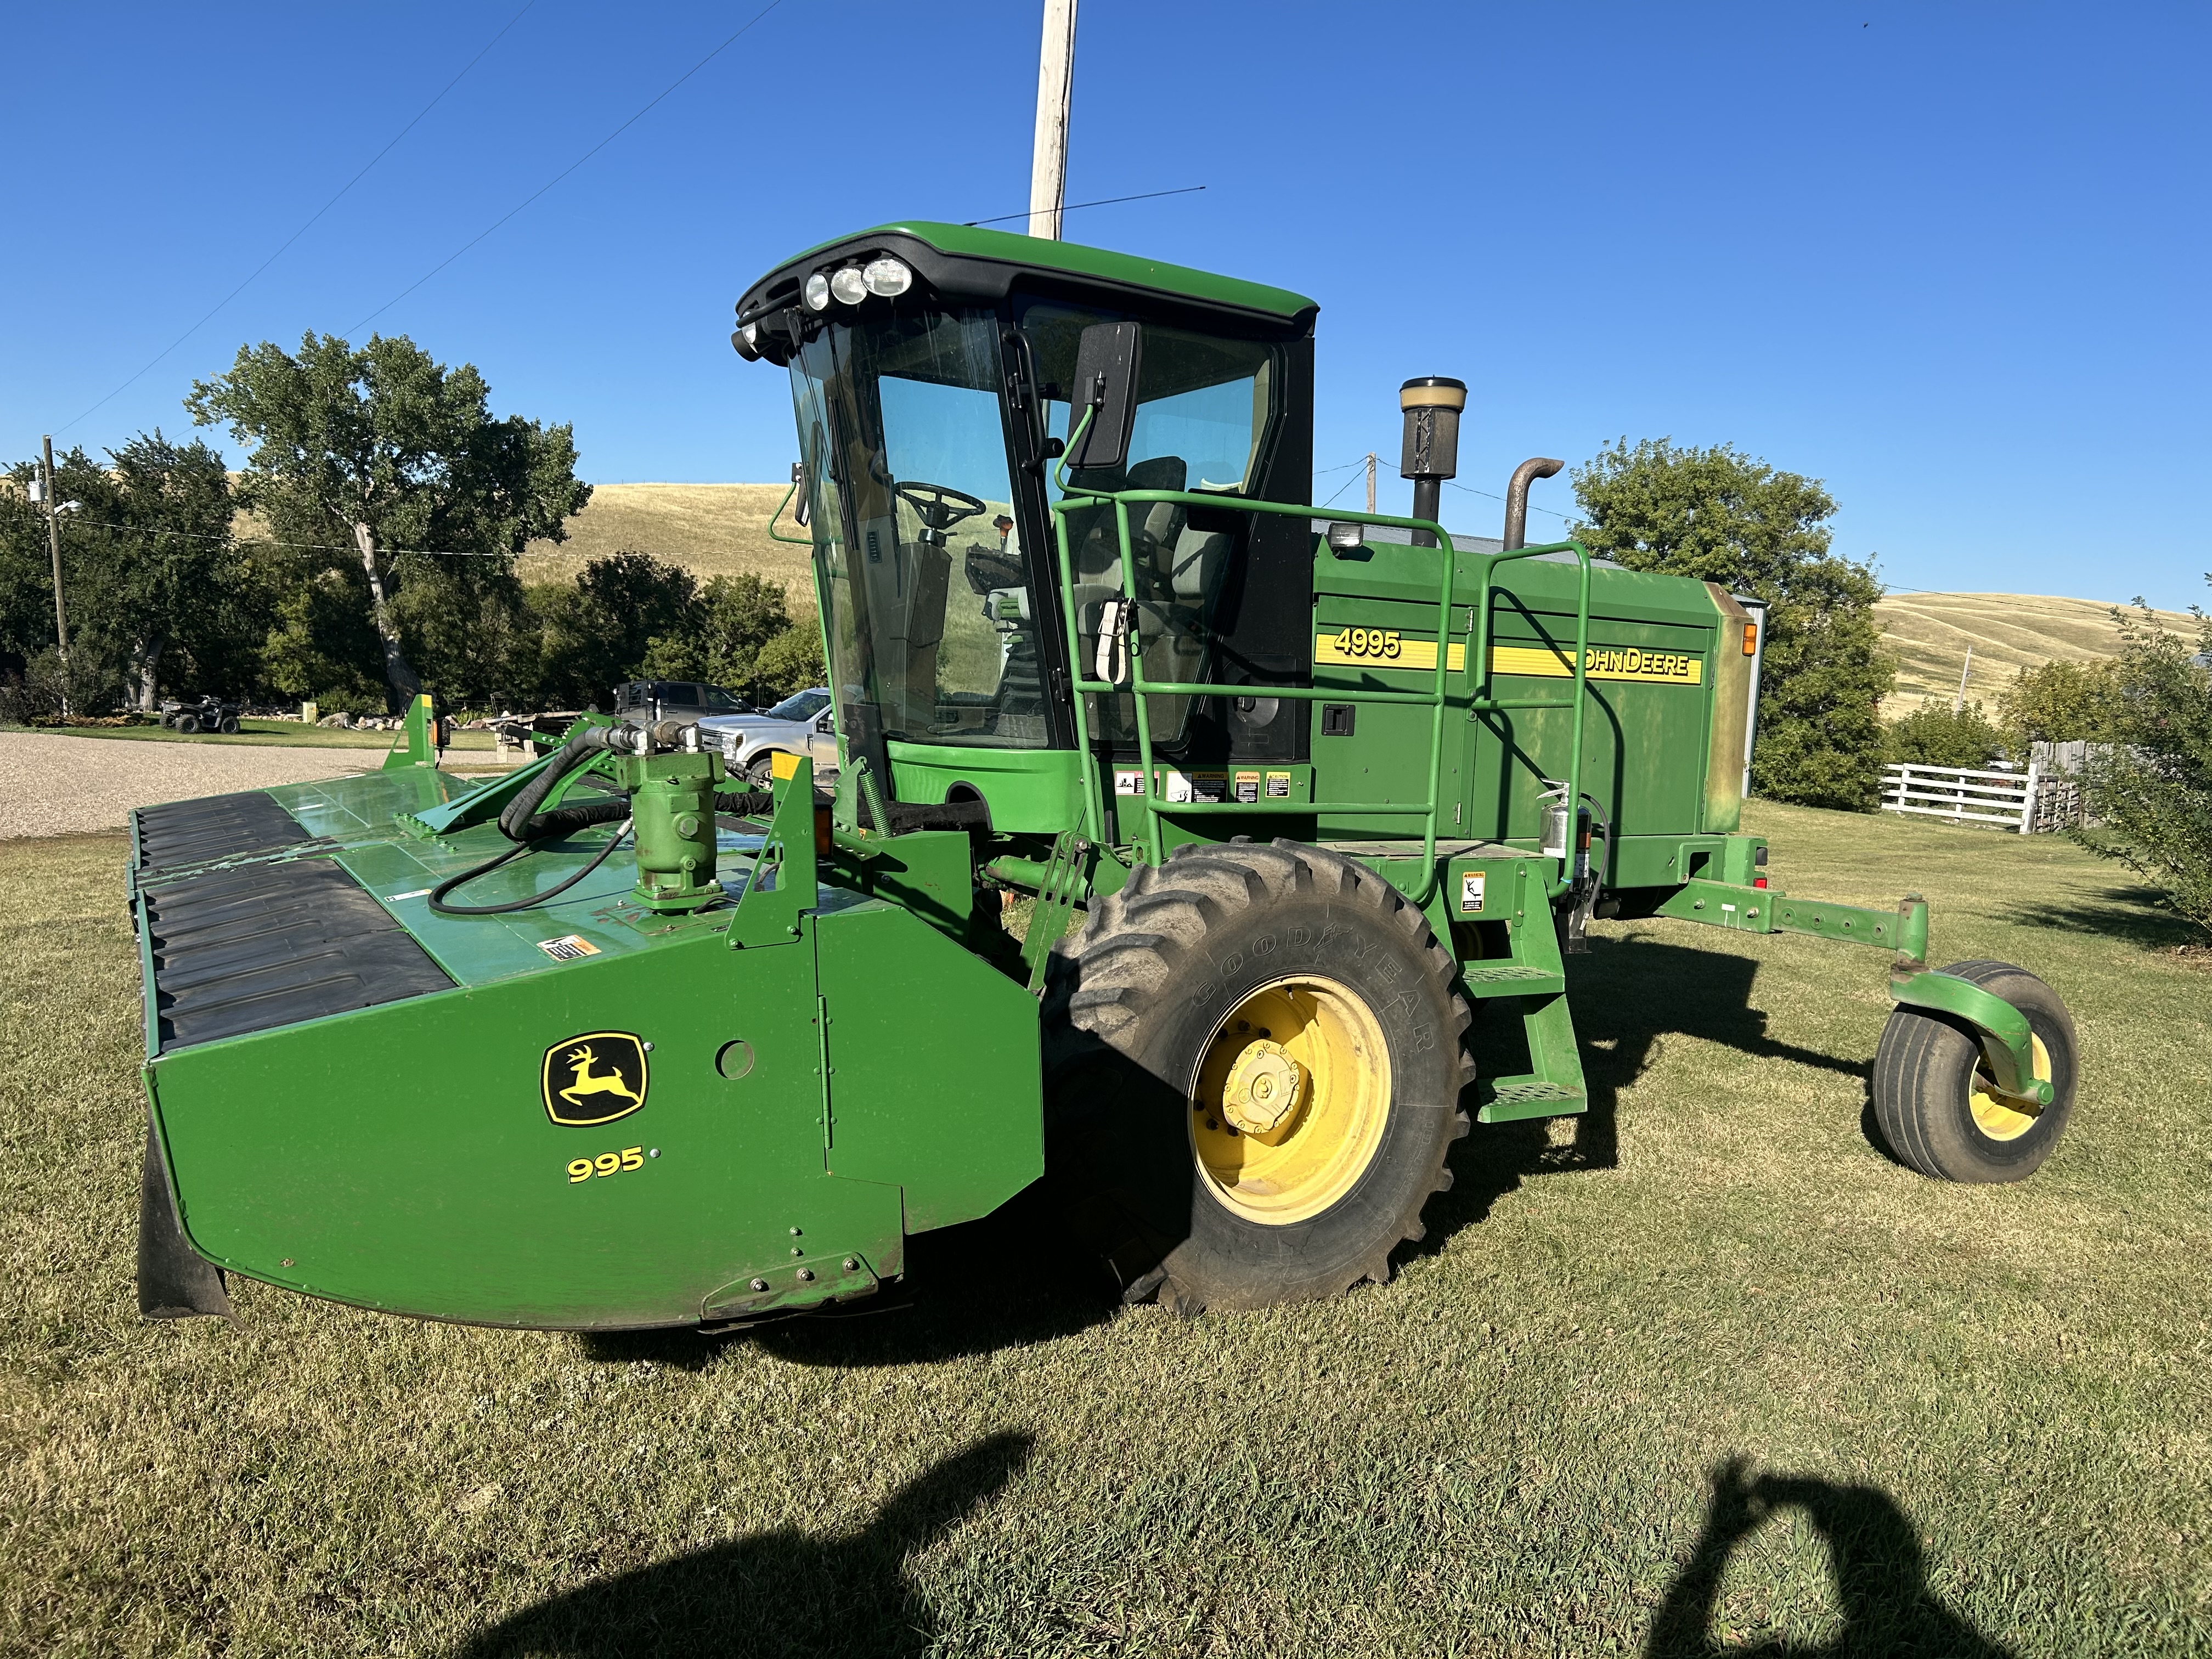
[1991, 884, 2199, 951]
[579, 1184, 1116, 1374]
[1647, 1456, 2015, 1658]
[449, 1432, 1032, 1658]
[595, 931, 1892, 1358]
[1421, 935, 1871, 1251]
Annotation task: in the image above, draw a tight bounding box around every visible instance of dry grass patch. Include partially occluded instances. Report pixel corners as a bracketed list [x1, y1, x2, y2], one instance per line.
[519, 483, 811, 610]
[1875, 590, 2194, 718]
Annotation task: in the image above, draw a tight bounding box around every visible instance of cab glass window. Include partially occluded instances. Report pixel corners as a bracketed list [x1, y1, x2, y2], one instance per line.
[1019, 301, 1283, 752]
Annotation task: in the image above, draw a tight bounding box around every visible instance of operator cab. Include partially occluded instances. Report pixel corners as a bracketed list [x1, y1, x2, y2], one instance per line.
[733, 223, 1318, 829]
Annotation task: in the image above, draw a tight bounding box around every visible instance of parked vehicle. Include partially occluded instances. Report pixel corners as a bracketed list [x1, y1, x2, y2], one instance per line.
[696, 686, 836, 782]
[611, 680, 754, 727]
[157, 696, 242, 735]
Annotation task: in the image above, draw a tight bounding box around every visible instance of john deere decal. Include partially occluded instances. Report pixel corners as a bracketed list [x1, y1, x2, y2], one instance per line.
[1489, 644, 1703, 685]
[541, 1032, 650, 1126]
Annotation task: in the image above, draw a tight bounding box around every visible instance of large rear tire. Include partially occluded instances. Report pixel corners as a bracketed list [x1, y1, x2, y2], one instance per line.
[1043, 840, 1474, 1313]
[1871, 959, 2077, 1183]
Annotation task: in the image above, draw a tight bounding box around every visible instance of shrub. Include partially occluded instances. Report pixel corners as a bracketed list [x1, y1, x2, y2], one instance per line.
[1885, 701, 2004, 769]
[1997, 658, 2123, 748]
[2073, 594, 2212, 935]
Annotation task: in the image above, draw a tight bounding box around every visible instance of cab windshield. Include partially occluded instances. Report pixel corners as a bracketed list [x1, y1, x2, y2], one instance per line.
[789, 309, 1045, 750]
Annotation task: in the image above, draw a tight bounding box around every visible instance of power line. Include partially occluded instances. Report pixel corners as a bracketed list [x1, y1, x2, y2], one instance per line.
[54, 1, 539, 439]
[963, 184, 1205, 228]
[342, 0, 787, 336]
[1446, 477, 1573, 520]
[66, 517, 507, 558]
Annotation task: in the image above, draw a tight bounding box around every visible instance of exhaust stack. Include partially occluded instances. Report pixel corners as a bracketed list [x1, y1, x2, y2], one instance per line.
[1502, 457, 1564, 551]
[1495, 458, 1566, 555]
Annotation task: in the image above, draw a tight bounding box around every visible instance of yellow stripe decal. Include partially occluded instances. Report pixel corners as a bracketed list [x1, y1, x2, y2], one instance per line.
[1314, 629, 1466, 672]
[1490, 644, 1704, 685]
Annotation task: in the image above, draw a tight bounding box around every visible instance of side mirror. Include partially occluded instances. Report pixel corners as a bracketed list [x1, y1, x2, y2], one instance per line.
[1064, 321, 1142, 471]
[790, 459, 810, 528]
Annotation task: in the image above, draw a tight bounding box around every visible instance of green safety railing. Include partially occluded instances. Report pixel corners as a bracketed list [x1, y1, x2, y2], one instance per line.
[1050, 433, 1597, 901]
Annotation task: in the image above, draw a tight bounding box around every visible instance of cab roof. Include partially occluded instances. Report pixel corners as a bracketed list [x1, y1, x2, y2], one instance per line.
[737, 221, 1318, 332]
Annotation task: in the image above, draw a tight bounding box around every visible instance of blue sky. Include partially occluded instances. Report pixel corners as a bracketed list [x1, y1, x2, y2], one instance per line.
[4, 1, 2204, 610]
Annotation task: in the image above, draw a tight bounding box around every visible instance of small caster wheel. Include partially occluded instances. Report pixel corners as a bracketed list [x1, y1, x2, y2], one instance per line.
[1872, 960, 2077, 1183]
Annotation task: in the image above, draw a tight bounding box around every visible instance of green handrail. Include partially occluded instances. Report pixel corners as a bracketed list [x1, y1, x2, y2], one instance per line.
[1466, 539, 1595, 898]
[1051, 438, 1453, 895]
[765, 472, 810, 545]
[1045, 422, 1599, 905]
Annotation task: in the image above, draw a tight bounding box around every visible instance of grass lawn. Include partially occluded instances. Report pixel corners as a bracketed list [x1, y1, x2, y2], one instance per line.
[2, 803, 2206, 1656]
[16, 718, 499, 752]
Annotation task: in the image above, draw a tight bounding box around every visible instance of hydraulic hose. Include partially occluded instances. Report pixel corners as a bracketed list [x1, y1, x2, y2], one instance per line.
[424, 725, 646, 917]
[499, 726, 637, 842]
[429, 820, 634, 917]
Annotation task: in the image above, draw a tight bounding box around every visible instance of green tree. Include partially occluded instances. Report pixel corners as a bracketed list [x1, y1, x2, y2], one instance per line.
[751, 622, 826, 698]
[527, 552, 702, 707]
[97, 433, 240, 707]
[637, 572, 796, 692]
[1570, 438, 1893, 810]
[1, 447, 111, 689]
[2, 437, 260, 713]
[1997, 658, 2122, 747]
[2072, 592, 2212, 935]
[185, 332, 589, 708]
[259, 568, 388, 714]
[1884, 701, 2002, 768]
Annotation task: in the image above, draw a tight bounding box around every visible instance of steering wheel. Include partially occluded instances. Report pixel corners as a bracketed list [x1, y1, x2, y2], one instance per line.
[895, 481, 988, 547]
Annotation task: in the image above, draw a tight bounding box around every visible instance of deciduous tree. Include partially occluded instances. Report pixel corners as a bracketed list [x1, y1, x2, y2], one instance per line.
[186, 332, 588, 708]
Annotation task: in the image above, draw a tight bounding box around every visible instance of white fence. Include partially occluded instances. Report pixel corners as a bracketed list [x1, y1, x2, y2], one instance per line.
[1880, 761, 2039, 832]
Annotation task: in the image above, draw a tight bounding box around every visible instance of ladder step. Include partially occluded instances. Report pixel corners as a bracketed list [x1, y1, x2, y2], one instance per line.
[1476, 1075, 1588, 1124]
[1458, 962, 1566, 997]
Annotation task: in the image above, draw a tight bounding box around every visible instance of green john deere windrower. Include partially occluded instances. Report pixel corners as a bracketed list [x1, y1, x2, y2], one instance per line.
[130, 223, 2079, 1327]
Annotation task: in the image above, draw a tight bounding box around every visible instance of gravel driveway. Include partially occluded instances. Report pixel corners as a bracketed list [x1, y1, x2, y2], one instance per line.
[0, 732, 377, 839]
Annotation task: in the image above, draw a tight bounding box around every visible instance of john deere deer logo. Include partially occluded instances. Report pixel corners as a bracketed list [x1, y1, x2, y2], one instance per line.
[540, 1031, 650, 1126]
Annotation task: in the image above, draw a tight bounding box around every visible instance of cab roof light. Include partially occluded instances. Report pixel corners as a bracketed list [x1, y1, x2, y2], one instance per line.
[862, 256, 912, 297]
[830, 266, 868, 306]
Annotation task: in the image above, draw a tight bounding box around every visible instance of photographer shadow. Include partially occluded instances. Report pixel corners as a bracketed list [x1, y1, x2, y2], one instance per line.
[449, 1432, 1032, 1658]
[1647, 1457, 2015, 1658]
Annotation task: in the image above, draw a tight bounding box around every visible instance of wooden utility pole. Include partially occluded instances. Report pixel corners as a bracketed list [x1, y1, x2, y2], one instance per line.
[42, 435, 70, 715]
[1953, 646, 1973, 713]
[1027, 0, 1077, 240]
[1364, 452, 1377, 515]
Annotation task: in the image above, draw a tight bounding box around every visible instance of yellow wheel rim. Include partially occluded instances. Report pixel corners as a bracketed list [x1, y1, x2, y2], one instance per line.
[1189, 975, 1391, 1225]
[1971, 1032, 2052, 1142]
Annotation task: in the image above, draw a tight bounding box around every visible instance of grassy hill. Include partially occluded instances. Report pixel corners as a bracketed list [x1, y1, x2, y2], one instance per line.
[520, 483, 812, 611]
[523, 485, 2190, 713]
[1874, 590, 2193, 716]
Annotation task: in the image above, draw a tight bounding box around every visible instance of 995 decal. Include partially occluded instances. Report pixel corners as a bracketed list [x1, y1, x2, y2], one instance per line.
[568, 1146, 648, 1183]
